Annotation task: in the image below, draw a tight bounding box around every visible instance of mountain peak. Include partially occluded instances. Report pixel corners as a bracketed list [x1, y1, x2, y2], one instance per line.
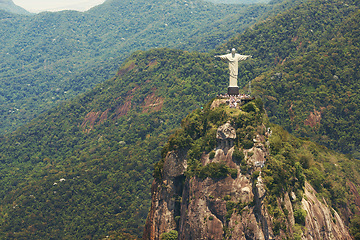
[0, 0, 30, 14]
[144, 98, 352, 239]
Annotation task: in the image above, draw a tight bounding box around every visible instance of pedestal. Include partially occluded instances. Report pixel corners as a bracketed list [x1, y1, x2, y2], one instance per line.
[228, 86, 239, 95]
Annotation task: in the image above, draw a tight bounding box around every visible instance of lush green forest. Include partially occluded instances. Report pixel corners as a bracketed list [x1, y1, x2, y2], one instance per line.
[206, 0, 270, 4]
[154, 98, 360, 238]
[253, 8, 360, 158]
[0, 0, 359, 238]
[1, 45, 358, 237]
[213, 0, 360, 158]
[0, 0, 301, 134]
[0, 49, 232, 238]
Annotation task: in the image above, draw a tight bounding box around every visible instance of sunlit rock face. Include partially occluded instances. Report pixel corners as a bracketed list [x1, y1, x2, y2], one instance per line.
[143, 100, 351, 240]
[216, 121, 236, 154]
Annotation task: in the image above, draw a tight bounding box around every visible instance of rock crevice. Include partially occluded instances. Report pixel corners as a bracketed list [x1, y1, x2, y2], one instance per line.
[143, 102, 351, 240]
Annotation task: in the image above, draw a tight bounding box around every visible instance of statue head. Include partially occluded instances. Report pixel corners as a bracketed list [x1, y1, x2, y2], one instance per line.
[231, 48, 236, 56]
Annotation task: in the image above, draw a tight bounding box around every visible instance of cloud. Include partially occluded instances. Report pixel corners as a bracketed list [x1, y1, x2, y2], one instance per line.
[13, 0, 106, 13]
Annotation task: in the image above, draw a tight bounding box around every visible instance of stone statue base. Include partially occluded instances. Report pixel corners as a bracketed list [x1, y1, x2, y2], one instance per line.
[228, 86, 239, 95]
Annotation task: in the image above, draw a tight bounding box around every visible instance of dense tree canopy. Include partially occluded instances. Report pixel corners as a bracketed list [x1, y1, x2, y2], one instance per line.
[214, 0, 360, 157]
[0, 48, 234, 238]
[0, 0, 301, 134]
[0, 0, 359, 238]
[0, 0, 29, 15]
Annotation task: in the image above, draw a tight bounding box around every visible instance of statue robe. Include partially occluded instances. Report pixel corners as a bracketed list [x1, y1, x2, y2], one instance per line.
[218, 53, 250, 87]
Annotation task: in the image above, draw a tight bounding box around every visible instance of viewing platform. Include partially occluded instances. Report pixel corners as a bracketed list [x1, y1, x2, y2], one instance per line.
[216, 94, 255, 108]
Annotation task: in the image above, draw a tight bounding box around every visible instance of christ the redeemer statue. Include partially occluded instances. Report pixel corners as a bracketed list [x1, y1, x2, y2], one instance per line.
[215, 48, 251, 95]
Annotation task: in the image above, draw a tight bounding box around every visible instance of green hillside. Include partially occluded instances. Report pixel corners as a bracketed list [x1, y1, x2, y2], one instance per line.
[153, 97, 360, 238]
[254, 8, 360, 158]
[214, 0, 360, 157]
[0, 0, 29, 15]
[207, 0, 270, 4]
[0, 0, 359, 238]
[0, 0, 300, 134]
[0, 49, 231, 238]
[1, 46, 358, 238]
[253, 9, 360, 157]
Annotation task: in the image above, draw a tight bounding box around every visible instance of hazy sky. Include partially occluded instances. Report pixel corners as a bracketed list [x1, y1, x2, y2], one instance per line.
[13, 0, 106, 13]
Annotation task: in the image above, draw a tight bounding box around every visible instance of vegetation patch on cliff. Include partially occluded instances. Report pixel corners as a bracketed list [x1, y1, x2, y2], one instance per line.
[155, 99, 266, 181]
[262, 123, 360, 236]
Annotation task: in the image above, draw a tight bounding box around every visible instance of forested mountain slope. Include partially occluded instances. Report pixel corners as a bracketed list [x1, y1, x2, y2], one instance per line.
[0, 0, 300, 134]
[206, 0, 270, 4]
[0, 0, 29, 15]
[253, 9, 360, 158]
[144, 98, 358, 239]
[214, 0, 360, 157]
[0, 49, 231, 239]
[1, 46, 359, 238]
[0, 0, 359, 238]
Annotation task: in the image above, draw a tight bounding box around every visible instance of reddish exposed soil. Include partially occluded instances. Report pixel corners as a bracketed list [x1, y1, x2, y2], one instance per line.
[81, 111, 101, 133]
[147, 60, 158, 68]
[292, 36, 299, 42]
[274, 56, 282, 65]
[98, 109, 109, 125]
[81, 85, 163, 132]
[115, 99, 132, 118]
[289, 103, 295, 121]
[304, 109, 321, 128]
[114, 86, 140, 119]
[81, 109, 110, 133]
[117, 62, 135, 76]
[142, 92, 164, 113]
[348, 181, 360, 212]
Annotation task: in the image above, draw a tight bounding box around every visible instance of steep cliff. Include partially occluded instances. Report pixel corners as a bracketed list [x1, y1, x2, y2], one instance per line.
[144, 98, 353, 239]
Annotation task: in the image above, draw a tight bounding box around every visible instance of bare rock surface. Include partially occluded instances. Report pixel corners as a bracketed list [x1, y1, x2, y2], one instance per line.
[143, 104, 351, 240]
[210, 99, 228, 109]
[216, 121, 236, 155]
[216, 121, 236, 140]
[302, 182, 351, 240]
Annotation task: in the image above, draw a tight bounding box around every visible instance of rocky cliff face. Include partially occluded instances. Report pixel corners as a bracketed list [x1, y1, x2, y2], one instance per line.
[143, 99, 351, 240]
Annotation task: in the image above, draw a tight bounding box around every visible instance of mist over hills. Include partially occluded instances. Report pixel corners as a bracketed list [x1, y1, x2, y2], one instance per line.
[11, 0, 106, 13]
[0, 0, 300, 134]
[0, 0, 29, 14]
[207, 0, 270, 4]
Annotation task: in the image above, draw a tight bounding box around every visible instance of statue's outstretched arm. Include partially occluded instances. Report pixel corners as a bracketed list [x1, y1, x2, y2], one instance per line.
[237, 55, 252, 61]
[215, 55, 227, 60]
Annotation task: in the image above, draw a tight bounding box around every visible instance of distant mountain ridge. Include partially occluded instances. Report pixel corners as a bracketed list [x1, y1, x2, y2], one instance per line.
[207, 0, 270, 4]
[0, 0, 29, 14]
[144, 98, 354, 240]
[0, 49, 231, 238]
[0, 48, 359, 238]
[0, 0, 303, 134]
[217, 0, 360, 158]
[0, 0, 359, 238]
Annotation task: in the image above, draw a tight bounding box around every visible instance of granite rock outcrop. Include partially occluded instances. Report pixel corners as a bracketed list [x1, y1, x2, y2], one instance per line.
[143, 99, 351, 240]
